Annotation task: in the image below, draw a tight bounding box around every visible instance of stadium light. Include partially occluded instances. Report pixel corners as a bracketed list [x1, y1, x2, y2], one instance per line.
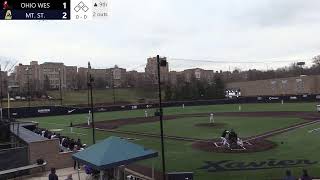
[87, 62, 96, 144]
[157, 55, 167, 180]
[58, 68, 63, 106]
[111, 69, 116, 104]
[297, 61, 305, 76]
[0, 65, 2, 108]
[25, 67, 31, 107]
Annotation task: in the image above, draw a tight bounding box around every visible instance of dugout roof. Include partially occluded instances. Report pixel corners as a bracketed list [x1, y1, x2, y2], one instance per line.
[72, 136, 158, 170]
[10, 122, 47, 143]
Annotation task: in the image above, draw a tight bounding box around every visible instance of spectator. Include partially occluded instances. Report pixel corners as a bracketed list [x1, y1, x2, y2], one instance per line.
[73, 145, 80, 170]
[300, 169, 312, 180]
[49, 168, 58, 180]
[283, 170, 295, 180]
[76, 138, 82, 148]
[84, 165, 93, 175]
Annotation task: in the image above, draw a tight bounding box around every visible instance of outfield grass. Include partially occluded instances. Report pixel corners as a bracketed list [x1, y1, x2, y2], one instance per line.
[2, 88, 157, 107]
[21, 102, 317, 125]
[19, 102, 320, 180]
[47, 88, 157, 105]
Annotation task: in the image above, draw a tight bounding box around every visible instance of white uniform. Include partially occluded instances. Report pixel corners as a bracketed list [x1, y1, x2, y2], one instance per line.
[221, 137, 229, 147]
[210, 113, 214, 123]
[87, 110, 91, 126]
[237, 138, 243, 147]
[144, 110, 148, 118]
[182, 104, 185, 109]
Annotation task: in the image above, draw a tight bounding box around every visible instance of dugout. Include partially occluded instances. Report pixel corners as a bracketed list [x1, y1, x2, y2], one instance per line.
[73, 136, 158, 180]
[0, 121, 75, 179]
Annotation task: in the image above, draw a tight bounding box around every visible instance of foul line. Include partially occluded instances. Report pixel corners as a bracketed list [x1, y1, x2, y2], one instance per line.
[246, 120, 320, 141]
[75, 120, 320, 143]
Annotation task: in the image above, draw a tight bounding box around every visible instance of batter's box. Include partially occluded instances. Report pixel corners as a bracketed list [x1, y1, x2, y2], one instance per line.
[244, 141, 253, 146]
[214, 142, 221, 147]
[231, 146, 246, 151]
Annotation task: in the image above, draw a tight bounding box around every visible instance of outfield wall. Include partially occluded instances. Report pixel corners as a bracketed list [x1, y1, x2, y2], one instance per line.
[1, 94, 319, 119]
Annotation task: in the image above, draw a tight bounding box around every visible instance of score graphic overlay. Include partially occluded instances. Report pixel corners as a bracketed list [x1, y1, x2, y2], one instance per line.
[0, 0, 70, 20]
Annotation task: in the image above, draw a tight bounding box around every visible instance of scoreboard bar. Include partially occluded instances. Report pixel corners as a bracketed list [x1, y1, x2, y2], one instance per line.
[1, 10, 70, 20]
[1, 0, 70, 20]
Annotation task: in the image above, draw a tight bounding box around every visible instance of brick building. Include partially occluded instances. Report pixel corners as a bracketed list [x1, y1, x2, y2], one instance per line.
[39, 62, 66, 89]
[106, 65, 127, 88]
[145, 56, 169, 84]
[77, 67, 107, 89]
[126, 70, 145, 88]
[181, 68, 214, 83]
[226, 75, 320, 96]
[14, 61, 67, 91]
[65, 66, 77, 90]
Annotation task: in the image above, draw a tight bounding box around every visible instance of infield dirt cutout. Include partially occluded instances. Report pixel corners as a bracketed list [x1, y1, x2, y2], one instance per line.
[194, 122, 227, 128]
[76, 111, 320, 153]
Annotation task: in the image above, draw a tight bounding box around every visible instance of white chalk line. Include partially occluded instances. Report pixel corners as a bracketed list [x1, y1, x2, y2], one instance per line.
[308, 127, 320, 133]
[247, 120, 320, 141]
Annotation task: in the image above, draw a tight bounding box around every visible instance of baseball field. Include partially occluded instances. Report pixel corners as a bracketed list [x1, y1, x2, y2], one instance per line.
[19, 102, 320, 180]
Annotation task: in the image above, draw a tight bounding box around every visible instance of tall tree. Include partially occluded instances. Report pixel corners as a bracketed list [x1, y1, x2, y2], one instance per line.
[313, 55, 320, 66]
[164, 85, 172, 101]
[95, 77, 106, 89]
[213, 75, 225, 99]
[43, 75, 50, 91]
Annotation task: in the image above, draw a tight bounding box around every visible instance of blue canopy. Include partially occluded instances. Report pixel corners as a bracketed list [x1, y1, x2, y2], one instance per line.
[72, 136, 158, 170]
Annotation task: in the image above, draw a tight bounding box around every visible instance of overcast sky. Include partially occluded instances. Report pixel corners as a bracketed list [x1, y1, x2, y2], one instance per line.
[1, 0, 320, 72]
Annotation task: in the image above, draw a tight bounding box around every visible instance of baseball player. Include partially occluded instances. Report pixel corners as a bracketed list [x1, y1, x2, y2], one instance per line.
[144, 110, 148, 118]
[221, 130, 229, 147]
[87, 110, 91, 126]
[209, 113, 214, 123]
[70, 122, 73, 133]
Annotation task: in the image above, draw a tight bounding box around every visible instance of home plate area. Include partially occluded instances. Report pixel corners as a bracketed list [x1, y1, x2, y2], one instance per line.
[192, 128, 276, 153]
[192, 139, 276, 153]
[214, 140, 253, 151]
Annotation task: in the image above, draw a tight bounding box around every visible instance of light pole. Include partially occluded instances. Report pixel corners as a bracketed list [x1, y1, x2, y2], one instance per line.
[87, 70, 90, 107]
[111, 69, 116, 104]
[156, 55, 167, 180]
[0, 65, 2, 108]
[87, 62, 95, 144]
[59, 68, 63, 106]
[297, 61, 305, 76]
[26, 67, 30, 107]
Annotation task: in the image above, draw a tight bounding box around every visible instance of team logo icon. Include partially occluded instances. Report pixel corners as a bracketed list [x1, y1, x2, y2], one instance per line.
[4, 10, 12, 20]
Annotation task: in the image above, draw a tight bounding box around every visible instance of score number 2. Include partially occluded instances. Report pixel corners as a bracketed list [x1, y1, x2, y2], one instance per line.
[62, 12, 67, 19]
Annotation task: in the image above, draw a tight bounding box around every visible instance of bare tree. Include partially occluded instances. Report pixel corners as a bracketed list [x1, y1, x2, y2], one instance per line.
[312, 55, 320, 66]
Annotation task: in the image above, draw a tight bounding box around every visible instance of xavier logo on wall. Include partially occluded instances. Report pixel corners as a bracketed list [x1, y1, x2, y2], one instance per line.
[199, 159, 318, 172]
